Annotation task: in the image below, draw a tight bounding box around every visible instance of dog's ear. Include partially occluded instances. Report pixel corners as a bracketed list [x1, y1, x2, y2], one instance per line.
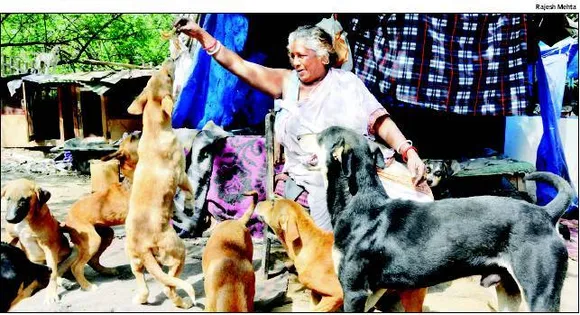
[1, 185, 6, 198]
[445, 160, 461, 176]
[367, 141, 386, 169]
[331, 138, 353, 176]
[127, 92, 147, 115]
[280, 214, 300, 243]
[101, 150, 122, 162]
[36, 187, 51, 206]
[161, 95, 174, 116]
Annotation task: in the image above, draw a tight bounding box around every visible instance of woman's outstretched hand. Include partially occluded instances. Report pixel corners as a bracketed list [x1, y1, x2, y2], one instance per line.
[173, 17, 202, 38]
[406, 150, 426, 186]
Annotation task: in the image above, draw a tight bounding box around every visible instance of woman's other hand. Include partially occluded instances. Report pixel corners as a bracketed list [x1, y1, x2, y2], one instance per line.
[406, 149, 426, 186]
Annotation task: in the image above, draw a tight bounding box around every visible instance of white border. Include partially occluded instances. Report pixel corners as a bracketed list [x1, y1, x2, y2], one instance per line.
[2, 0, 579, 13]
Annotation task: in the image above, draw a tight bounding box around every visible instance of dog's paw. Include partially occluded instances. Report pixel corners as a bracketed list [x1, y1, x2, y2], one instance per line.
[178, 297, 194, 309]
[82, 283, 99, 292]
[133, 293, 149, 305]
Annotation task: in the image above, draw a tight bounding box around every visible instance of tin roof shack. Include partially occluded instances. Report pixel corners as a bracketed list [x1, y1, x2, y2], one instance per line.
[1, 69, 153, 148]
[1, 73, 30, 147]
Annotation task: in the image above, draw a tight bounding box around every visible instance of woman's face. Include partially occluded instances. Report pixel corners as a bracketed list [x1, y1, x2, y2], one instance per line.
[288, 39, 328, 84]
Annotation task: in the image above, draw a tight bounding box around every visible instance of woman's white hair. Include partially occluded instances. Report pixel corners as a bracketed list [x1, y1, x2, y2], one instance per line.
[287, 25, 337, 67]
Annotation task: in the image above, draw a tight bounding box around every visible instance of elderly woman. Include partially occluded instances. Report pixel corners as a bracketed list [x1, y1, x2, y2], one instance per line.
[175, 19, 430, 231]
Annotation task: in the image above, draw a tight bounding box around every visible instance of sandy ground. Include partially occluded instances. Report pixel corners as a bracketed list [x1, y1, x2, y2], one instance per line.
[1, 148, 578, 312]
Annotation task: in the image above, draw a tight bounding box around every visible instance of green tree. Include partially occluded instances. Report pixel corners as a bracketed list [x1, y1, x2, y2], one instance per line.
[1, 13, 177, 74]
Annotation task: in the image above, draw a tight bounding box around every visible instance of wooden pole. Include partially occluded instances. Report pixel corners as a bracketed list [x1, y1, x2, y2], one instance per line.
[100, 95, 109, 139]
[259, 109, 276, 280]
[21, 81, 33, 141]
[57, 86, 65, 142]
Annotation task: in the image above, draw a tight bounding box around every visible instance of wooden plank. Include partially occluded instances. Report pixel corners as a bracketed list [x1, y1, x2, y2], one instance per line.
[21, 81, 32, 140]
[57, 86, 65, 142]
[259, 110, 276, 280]
[100, 95, 109, 139]
[73, 86, 84, 138]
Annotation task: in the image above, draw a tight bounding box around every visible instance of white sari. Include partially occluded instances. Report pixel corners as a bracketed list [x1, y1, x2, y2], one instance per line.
[275, 68, 432, 231]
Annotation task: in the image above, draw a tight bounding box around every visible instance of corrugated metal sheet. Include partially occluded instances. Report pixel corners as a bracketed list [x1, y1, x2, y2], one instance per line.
[20, 69, 154, 94]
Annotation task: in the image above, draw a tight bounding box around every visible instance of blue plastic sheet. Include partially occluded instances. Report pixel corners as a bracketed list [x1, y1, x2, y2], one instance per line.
[535, 38, 578, 212]
[172, 14, 273, 130]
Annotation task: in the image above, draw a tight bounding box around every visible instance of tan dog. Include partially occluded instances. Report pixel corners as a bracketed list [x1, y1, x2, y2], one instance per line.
[124, 58, 197, 308]
[256, 198, 427, 312]
[2, 179, 73, 304]
[202, 191, 257, 312]
[60, 132, 141, 291]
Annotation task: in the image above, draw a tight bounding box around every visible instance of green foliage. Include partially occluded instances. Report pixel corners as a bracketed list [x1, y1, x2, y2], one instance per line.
[0, 14, 176, 74]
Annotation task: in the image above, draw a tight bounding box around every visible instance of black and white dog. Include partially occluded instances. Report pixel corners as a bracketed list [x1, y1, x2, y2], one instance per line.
[298, 126, 573, 312]
[1, 242, 51, 312]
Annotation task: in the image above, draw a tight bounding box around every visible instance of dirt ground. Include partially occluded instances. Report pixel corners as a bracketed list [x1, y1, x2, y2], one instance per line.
[1, 148, 578, 312]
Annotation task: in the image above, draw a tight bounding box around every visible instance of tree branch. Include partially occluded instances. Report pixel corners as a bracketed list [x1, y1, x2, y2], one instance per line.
[70, 14, 123, 63]
[0, 39, 79, 47]
[75, 58, 151, 69]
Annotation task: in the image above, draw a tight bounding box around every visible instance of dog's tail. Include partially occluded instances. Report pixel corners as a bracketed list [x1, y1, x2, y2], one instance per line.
[524, 171, 575, 225]
[239, 191, 259, 226]
[141, 250, 196, 303]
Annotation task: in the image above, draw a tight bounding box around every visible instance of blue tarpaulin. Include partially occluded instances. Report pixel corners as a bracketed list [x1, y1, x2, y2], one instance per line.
[172, 14, 273, 130]
[536, 38, 578, 213]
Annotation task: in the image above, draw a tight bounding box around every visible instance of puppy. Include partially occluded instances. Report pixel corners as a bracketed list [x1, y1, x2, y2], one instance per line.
[60, 132, 141, 291]
[257, 197, 426, 312]
[299, 126, 574, 312]
[202, 191, 257, 312]
[125, 58, 197, 308]
[0, 242, 51, 312]
[423, 159, 461, 189]
[2, 179, 73, 304]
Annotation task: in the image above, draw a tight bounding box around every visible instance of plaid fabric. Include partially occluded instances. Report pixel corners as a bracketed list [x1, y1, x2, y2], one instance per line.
[349, 14, 529, 116]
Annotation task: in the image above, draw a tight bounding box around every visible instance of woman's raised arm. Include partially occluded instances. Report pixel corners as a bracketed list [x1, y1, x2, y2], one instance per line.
[174, 17, 290, 99]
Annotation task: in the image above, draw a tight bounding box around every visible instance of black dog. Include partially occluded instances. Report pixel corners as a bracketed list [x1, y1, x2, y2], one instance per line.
[298, 126, 574, 312]
[1, 242, 51, 312]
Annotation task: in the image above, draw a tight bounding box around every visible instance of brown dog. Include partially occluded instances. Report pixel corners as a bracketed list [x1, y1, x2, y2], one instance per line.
[256, 198, 427, 312]
[60, 132, 141, 291]
[124, 58, 197, 308]
[202, 191, 257, 312]
[2, 179, 73, 304]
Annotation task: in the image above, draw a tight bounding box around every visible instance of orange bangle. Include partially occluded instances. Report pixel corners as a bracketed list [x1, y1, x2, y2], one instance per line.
[401, 146, 417, 163]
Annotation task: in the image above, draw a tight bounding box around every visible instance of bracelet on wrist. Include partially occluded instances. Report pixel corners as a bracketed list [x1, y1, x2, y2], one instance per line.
[401, 146, 418, 163]
[207, 40, 222, 56]
[395, 139, 412, 155]
[203, 39, 217, 51]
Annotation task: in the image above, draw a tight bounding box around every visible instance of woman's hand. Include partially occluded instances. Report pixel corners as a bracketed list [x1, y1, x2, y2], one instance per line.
[173, 17, 202, 38]
[406, 149, 426, 186]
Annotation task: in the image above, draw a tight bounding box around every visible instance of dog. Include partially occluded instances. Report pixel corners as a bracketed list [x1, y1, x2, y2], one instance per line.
[256, 197, 342, 311]
[298, 126, 574, 312]
[202, 191, 257, 312]
[60, 132, 141, 291]
[124, 58, 197, 308]
[0, 242, 52, 312]
[257, 197, 427, 312]
[423, 159, 461, 189]
[2, 179, 74, 304]
[34, 46, 60, 74]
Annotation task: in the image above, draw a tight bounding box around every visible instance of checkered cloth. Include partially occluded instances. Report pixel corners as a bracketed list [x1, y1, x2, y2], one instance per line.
[349, 14, 529, 116]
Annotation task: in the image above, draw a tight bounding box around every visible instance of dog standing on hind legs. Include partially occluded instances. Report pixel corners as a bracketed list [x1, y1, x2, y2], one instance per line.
[125, 58, 196, 309]
[299, 126, 573, 312]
